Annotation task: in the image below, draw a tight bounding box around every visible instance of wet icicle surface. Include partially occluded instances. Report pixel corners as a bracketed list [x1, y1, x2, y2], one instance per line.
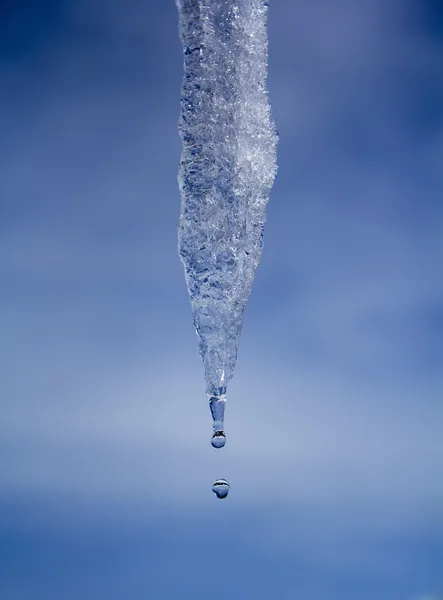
[209, 394, 226, 448]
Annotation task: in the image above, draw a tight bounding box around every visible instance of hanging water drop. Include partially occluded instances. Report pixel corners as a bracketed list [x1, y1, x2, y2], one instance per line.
[212, 478, 230, 499]
[211, 431, 226, 449]
[209, 394, 226, 448]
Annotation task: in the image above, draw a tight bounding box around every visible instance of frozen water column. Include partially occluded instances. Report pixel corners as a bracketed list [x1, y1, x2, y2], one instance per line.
[177, 0, 277, 446]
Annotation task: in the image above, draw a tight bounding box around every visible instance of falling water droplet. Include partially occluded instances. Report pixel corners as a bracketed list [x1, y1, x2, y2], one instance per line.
[209, 394, 226, 448]
[212, 478, 230, 499]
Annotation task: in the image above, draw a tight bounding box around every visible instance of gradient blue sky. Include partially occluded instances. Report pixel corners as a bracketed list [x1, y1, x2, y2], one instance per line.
[1, 1, 442, 598]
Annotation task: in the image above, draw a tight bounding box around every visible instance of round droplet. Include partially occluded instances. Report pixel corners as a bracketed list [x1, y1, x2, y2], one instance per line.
[211, 430, 226, 448]
[212, 478, 230, 499]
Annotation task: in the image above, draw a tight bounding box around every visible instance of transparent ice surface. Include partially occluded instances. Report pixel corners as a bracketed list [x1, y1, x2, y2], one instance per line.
[177, 0, 277, 419]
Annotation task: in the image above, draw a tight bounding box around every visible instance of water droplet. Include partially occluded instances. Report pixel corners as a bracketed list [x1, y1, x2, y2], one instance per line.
[212, 478, 230, 499]
[211, 430, 226, 448]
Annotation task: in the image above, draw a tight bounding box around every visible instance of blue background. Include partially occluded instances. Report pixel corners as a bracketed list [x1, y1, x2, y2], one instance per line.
[1, 1, 442, 598]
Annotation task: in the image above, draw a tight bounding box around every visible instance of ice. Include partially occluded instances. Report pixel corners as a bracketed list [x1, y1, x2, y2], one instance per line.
[177, 0, 277, 430]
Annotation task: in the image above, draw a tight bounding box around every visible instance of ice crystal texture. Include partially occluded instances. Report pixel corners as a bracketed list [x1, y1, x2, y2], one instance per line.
[177, 0, 277, 396]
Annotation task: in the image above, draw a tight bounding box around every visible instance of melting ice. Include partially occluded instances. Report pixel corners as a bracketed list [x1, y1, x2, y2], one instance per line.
[177, 0, 277, 446]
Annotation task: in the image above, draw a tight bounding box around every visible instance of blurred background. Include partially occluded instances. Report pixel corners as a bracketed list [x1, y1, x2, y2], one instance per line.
[1, 0, 442, 598]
